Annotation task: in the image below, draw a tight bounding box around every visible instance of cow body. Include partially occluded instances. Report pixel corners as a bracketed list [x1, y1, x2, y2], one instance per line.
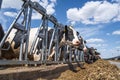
[0, 25, 82, 61]
[84, 47, 101, 63]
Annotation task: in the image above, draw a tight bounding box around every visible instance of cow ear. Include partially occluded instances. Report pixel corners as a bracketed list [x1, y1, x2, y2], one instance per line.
[65, 25, 68, 31]
[65, 25, 68, 40]
[77, 32, 79, 35]
[64, 25, 68, 33]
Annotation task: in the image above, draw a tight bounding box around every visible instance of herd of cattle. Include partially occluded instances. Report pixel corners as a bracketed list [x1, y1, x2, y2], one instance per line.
[0, 23, 101, 65]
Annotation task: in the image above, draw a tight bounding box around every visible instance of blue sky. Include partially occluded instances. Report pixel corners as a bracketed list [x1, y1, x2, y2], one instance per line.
[0, 0, 120, 58]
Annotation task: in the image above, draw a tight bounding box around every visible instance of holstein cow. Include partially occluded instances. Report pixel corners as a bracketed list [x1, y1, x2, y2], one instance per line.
[36, 25, 83, 61]
[0, 24, 82, 60]
[84, 47, 101, 64]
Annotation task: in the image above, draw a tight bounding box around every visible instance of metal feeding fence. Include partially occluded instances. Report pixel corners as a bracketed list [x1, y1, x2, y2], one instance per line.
[0, 0, 85, 66]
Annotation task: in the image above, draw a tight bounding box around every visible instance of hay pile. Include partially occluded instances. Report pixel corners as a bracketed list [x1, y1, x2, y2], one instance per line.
[57, 59, 120, 80]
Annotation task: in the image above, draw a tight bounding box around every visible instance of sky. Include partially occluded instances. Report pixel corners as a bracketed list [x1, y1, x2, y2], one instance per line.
[0, 0, 120, 58]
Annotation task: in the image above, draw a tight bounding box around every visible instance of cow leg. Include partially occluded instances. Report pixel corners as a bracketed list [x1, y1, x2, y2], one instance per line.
[73, 52, 85, 69]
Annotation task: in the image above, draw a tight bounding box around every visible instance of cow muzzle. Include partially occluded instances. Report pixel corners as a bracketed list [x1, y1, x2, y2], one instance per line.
[72, 40, 81, 46]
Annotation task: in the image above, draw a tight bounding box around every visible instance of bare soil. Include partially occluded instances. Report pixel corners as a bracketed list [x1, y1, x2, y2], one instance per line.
[56, 59, 120, 80]
[0, 59, 120, 80]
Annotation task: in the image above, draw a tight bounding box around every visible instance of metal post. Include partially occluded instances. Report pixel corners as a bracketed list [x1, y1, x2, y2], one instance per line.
[48, 28, 55, 56]
[69, 46, 72, 62]
[0, 2, 26, 49]
[41, 16, 46, 62]
[19, 35, 24, 61]
[0, 0, 2, 9]
[24, 7, 32, 60]
[44, 17, 48, 62]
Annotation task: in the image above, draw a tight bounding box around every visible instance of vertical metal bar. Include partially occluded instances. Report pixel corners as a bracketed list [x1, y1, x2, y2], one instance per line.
[54, 26, 58, 61]
[78, 50, 80, 61]
[82, 51, 85, 62]
[48, 28, 55, 55]
[69, 46, 72, 62]
[41, 17, 46, 61]
[24, 7, 32, 60]
[44, 18, 48, 62]
[19, 35, 24, 61]
[0, 4, 25, 49]
[0, 0, 2, 9]
[56, 26, 59, 61]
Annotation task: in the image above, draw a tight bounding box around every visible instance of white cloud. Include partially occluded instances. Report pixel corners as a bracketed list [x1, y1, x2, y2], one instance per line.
[32, 0, 57, 17]
[0, 12, 7, 31]
[76, 25, 103, 38]
[46, 3, 55, 15]
[67, 1, 120, 25]
[2, 0, 23, 9]
[86, 38, 104, 43]
[112, 30, 120, 35]
[32, 11, 42, 20]
[38, 0, 56, 15]
[4, 12, 17, 17]
[106, 33, 110, 35]
[1, 0, 57, 20]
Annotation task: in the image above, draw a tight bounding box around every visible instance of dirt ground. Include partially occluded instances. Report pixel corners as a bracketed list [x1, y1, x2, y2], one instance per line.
[55, 59, 120, 80]
[0, 59, 120, 80]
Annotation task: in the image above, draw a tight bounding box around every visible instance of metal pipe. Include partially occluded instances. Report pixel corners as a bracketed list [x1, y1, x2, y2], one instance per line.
[48, 28, 55, 56]
[24, 7, 32, 60]
[0, 3, 26, 49]
[0, 0, 2, 9]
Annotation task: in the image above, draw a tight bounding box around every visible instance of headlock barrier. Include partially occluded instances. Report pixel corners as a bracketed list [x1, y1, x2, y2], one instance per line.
[0, 0, 100, 66]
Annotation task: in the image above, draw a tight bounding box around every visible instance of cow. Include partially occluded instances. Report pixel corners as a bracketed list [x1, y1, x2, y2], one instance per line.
[84, 47, 101, 64]
[36, 25, 82, 61]
[0, 24, 82, 60]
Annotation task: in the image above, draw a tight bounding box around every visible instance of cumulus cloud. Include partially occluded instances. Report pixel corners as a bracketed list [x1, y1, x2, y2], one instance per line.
[86, 38, 104, 43]
[67, 1, 120, 25]
[76, 25, 103, 38]
[87, 43, 107, 48]
[1, 0, 57, 21]
[4, 12, 17, 17]
[32, 11, 42, 20]
[112, 30, 120, 35]
[0, 12, 7, 31]
[33, 0, 56, 15]
[32, 0, 56, 18]
[2, 0, 23, 9]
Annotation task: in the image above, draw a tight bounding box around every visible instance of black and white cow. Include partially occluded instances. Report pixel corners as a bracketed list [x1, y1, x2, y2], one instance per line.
[84, 47, 101, 64]
[36, 25, 82, 61]
[0, 24, 83, 60]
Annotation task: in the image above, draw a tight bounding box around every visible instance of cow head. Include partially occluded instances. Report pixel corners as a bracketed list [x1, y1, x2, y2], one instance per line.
[78, 36, 87, 52]
[64, 25, 80, 46]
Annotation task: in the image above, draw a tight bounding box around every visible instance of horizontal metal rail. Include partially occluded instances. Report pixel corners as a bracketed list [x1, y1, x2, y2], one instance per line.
[0, 60, 80, 65]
